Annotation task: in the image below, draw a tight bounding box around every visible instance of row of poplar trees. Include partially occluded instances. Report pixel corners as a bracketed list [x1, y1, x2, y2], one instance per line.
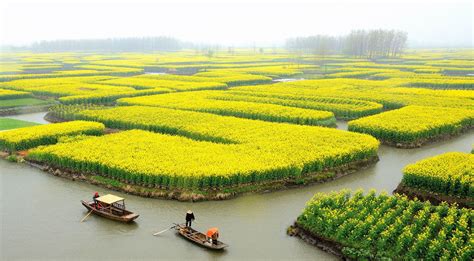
[286, 29, 408, 58]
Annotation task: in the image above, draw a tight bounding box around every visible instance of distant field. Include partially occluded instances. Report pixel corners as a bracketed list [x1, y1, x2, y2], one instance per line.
[0, 118, 40, 131]
[0, 98, 54, 108]
[1, 50, 473, 200]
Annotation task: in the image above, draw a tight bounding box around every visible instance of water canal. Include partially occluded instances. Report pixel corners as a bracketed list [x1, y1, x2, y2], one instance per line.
[1, 113, 472, 260]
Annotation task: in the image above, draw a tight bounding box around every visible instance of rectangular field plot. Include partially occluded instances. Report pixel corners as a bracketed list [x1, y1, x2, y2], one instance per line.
[402, 152, 473, 198]
[293, 190, 473, 260]
[348, 106, 474, 147]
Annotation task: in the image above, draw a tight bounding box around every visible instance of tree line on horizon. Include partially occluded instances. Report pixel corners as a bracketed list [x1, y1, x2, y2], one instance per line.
[286, 29, 408, 58]
[10, 30, 407, 56]
[29, 37, 186, 52]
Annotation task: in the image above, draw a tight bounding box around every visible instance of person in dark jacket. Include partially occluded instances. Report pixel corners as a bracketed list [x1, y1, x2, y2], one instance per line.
[93, 192, 100, 208]
[185, 210, 195, 227]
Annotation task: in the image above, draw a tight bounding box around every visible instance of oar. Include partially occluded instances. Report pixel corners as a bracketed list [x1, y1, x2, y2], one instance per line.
[153, 225, 176, 236]
[80, 210, 93, 223]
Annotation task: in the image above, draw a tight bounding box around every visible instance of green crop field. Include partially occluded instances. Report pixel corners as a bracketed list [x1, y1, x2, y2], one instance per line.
[0, 118, 40, 131]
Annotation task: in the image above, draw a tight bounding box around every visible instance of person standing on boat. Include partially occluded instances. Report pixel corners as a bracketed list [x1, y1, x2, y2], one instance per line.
[185, 210, 195, 227]
[211, 230, 219, 245]
[93, 192, 100, 208]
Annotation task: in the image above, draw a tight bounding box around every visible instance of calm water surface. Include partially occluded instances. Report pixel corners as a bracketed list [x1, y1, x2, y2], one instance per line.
[1, 114, 472, 260]
[3, 112, 50, 124]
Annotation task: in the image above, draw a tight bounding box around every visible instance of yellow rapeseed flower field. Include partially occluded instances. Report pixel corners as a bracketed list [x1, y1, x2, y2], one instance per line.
[0, 121, 105, 151]
[0, 88, 32, 99]
[348, 106, 474, 145]
[118, 91, 337, 126]
[27, 106, 379, 189]
[403, 152, 473, 197]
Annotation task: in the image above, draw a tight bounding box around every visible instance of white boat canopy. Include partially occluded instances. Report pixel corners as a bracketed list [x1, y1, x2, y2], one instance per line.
[96, 194, 124, 204]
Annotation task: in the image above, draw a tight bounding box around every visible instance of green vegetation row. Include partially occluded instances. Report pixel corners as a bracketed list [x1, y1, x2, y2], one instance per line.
[0, 89, 32, 100]
[58, 88, 172, 105]
[233, 80, 474, 111]
[140, 72, 273, 86]
[100, 76, 227, 91]
[118, 91, 337, 127]
[296, 190, 472, 260]
[221, 90, 383, 119]
[0, 66, 143, 82]
[0, 118, 39, 131]
[0, 98, 54, 109]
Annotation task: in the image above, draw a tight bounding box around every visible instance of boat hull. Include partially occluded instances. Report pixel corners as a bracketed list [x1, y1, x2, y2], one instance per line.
[81, 200, 139, 223]
[176, 224, 228, 250]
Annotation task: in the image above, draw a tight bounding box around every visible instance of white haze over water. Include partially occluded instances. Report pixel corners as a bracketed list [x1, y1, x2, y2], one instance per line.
[0, 0, 472, 48]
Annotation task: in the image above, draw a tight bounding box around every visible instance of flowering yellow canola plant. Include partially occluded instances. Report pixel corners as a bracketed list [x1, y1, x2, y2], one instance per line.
[348, 106, 474, 144]
[118, 91, 336, 126]
[3, 83, 136, 97]
[219, 90, 383, 119]
[204, 65, 312, 78]
[58, 88, 172, 104]
[101, 77, 227, 91]
[27, 106, 379, 189]
[234, 79, 474, 110]
[403, 152, 473, 198]
[139, 72, 272, 86]
[1, 76, 118, 88]
[0, 121, 105, 151]
[0, 88, 32, 99]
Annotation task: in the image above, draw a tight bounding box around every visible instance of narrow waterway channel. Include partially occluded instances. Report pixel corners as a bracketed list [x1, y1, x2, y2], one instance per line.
[1, 114, 473, 260]
[2, 112, 50, 124]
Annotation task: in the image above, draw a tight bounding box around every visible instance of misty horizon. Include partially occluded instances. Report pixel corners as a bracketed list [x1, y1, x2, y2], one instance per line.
[1, 0, 472, 49]
[3, 33, 472, 50]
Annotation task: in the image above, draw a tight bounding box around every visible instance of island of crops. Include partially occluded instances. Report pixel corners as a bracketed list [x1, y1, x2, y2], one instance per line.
[1, 50, 473, 201]
[288, 190, 472, 260]
[394, 152, 473, 208]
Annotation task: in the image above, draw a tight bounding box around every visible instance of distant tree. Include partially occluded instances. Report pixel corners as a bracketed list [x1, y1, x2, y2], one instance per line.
[287, 29, 407, 58]
[206, 48, 214, 58]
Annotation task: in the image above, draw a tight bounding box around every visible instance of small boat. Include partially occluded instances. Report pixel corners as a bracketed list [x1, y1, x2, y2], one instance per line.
[175, 224, 228, 250]
[81, 194, 139, 223]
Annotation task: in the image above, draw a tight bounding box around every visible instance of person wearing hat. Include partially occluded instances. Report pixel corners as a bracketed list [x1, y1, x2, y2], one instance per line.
[93, 192, 100, 209]
[185, 210, 195, 228]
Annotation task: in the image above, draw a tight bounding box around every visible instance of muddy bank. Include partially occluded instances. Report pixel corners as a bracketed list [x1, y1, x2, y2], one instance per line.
[43, 112, 68, 123]
[393, 183, 473, 209]
[12, 154, 378, 202]
[287, 223, 347, 260]
[379, 126, 473, 149]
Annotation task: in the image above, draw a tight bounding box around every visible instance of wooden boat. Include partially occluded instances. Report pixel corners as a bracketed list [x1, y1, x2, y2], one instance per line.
[175, 224, 228, 250]
[81, 194, 139, 223]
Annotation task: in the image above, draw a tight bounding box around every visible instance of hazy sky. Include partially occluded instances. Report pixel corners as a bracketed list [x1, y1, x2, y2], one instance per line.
[1, 0, 472, 47]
